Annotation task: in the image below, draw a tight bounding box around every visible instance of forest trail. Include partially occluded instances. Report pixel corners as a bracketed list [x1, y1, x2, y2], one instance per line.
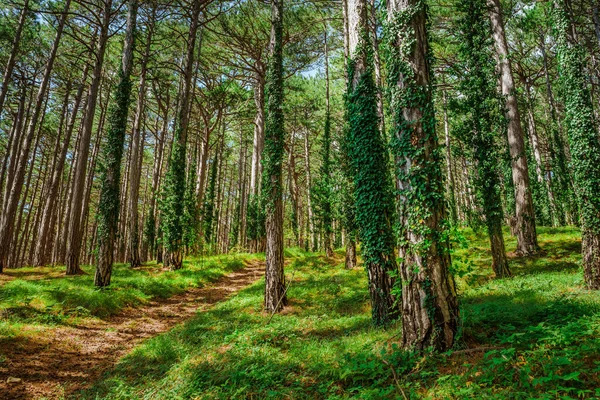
[0, 260, 266, 400]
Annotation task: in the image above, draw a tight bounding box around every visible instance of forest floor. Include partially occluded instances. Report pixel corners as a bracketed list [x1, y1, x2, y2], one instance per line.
[2, 227, 600, 399]
[0, 253, 265, 399]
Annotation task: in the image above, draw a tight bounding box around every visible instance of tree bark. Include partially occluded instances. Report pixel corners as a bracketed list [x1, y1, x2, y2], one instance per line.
[95, 0, 138, 287]
[250, 69, 266, 197]
[388, 0, 459, 351]
[554, 0, 600, 289]
[127, 4, 154, 269]
[161, 0, 203, 270]
[347, 0, 399, 326]
[263, 0, 287, 313]
[487, 0, 538, 255]
[65, 0, 113, 275]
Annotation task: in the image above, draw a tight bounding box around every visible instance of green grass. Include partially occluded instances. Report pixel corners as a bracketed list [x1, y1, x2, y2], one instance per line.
[78, 226, 600, 399]
[0, 253, 260, 342]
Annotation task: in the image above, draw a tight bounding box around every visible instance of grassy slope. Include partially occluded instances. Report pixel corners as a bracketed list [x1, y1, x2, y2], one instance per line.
[80, 227, 600, 399]
[0, 254, 260, 345]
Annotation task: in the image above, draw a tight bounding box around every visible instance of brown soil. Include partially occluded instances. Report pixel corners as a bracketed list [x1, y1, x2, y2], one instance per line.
[0, 261, 265, 400]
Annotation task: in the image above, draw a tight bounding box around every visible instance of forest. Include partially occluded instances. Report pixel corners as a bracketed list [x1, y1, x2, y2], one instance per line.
[1, 0, 600, 398]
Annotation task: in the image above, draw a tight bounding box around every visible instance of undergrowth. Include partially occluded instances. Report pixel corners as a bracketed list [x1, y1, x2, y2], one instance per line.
[80, 226, 600, 399]
[0, 253, 259, 342]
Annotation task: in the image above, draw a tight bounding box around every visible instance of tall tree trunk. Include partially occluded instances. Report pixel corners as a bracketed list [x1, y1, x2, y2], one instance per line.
[553, 0, 600, 289]
[0, 0, 29, 114]
[161, 0, 202, 270]
[128, 5, 154, 269]
[0, 0, 71, 273]
[95, 0, 138, 287]
[458, 0, 511, 278]
[387, 0, 459, 351]
[347, 0, 398, 326]
[487, 0, 538, 255]
[322, 25, 333, 258]
[250, 70, 266, 197]
[248, 69, 266, 252]
[65, 0, 113, 275]
[263, 0, 287, 313]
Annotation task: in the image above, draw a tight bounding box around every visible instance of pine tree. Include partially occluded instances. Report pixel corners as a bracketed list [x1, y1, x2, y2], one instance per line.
[487, 0, 538, 255]
[553, 0, 600, 289]
[347, 0, 399, 326]
[160, 0, 202, 270]
[456, 0, 511, 278]
[263, 0, 287, 313]
[386, 0, 459, 351]
[95, 0, 138, 287]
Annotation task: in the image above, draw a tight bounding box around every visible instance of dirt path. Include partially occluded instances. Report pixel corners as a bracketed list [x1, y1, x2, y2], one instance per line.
[0, 261, 265, 399]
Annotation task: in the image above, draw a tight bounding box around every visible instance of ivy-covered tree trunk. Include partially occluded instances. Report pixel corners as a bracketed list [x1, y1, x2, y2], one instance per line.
[487, 0, 538, 256]
[347, 0, 399, 326]
[95, 0, 138, 287]
[160, 0, 202, 270]
[263, 0, 287, 313]
[553, 0, 600, 289]
[386, 0, 459, 351]
[457, 0, 511, 278]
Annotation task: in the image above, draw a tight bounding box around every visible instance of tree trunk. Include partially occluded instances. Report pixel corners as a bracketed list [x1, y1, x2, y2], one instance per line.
[95, 0, 138, 287]
[161, 0, 203, 270]
[554, 0, 600, 289]
[263, 0, 287, 313]
[128, 4, 154, 269]
[487, 0, 538, 255]
[347, 0, 398, 326]
[250, 70, 266, 197]
[65, 0, 113, 275]
[387, 0, 459, 351]
[322, 26, 333, 258]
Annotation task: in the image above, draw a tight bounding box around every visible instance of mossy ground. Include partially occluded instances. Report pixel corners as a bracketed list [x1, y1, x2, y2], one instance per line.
[70, 226, 600, 399]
